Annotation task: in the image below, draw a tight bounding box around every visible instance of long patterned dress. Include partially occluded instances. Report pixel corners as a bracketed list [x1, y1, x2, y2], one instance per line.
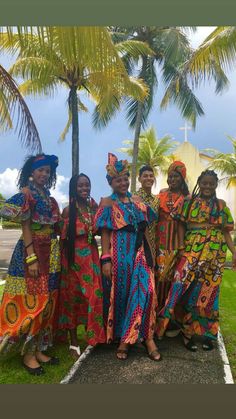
[156, 196, 234, 340]
[95, 192, 158, 344]
[57, 199, 106, 346]
[0, 184, 61, 357]
[156, 190, 185, 311]
[136, 188, 159, 260]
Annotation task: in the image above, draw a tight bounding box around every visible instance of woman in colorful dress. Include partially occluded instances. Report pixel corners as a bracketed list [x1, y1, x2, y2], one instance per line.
[95, 153, 161, 361]
[136, 165, 159, 261]
[57, 174, 105, 359]
[0, 154, 61, 375]
[156, 169, 236, 351]
[156, 161, 189, 316]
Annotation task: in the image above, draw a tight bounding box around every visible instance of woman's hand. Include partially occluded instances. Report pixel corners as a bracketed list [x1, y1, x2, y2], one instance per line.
[232, 250, 236, 271]
[28, 261, 40, 278]
[102, 262, 112, 280]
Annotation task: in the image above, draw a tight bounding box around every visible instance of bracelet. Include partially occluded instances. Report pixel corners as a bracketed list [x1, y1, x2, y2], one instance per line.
[101, 258, 112, 266]
[26, 258, 38, 266]
[178, 246, 185, 250]
[101, 254, 111, 260]
[26, 253, 37, 260]
[25, 242, 33, 249]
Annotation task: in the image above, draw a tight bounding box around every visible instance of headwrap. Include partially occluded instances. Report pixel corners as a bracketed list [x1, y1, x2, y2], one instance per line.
[168, 160, 186, 179]
[106, 153, 130, 184]
[31, 154, 59, 171]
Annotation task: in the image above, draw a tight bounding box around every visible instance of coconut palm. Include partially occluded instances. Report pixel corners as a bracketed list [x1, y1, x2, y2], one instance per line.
[186, 27, 236, 82]
[0, 62, 41, 152]
[0, 27, 149, 175]
[94, 27, 210, 192]
[208, 136, 236, 188]
[118, 126, 176, 179]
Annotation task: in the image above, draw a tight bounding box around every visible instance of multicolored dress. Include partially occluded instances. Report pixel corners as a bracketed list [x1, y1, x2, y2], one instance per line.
[156, 196, 234, 340]
[0, 183, 61, 357]
[57, 199, 106, 346]
[136, 188, 159, 260]
[95, 192, 158, 344]
[156, 190, 184, 310]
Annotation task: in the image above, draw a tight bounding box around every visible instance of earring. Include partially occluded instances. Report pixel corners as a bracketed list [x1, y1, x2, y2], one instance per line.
[29, 176, 33, 182]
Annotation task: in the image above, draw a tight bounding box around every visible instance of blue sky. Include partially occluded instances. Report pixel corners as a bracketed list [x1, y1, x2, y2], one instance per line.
[0, 27, 236, 205]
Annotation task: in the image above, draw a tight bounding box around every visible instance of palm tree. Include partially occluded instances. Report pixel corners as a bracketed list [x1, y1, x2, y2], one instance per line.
[0, 62, 41, 152]
[185, 27, 236, 82]
[0, 27, 149, 175]
[94, 27, 210, 192]
[208, 136, 236, 188]
[118, 126, 176, 179]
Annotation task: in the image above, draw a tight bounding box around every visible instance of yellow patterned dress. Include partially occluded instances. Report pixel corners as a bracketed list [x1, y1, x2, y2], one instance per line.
[0, 184, 61, 357]
[156, 196, 234, 340]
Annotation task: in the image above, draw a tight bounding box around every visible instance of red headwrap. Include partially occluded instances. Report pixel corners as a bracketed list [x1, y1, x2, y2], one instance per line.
[168, 161, 186, 179]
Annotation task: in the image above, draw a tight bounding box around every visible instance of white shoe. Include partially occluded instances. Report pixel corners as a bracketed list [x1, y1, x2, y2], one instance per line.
[69, 345, 81, 356]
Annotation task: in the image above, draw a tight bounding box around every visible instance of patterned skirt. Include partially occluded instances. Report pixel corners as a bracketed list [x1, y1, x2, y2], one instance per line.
[156, 227, 227, 340]
[0, 227, 60, 358]
[57, 236, 106, 346]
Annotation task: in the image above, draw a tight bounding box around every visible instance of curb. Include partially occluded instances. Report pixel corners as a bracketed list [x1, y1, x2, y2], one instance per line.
[60, 345, 94, 384]
[217, 331, 234, 384]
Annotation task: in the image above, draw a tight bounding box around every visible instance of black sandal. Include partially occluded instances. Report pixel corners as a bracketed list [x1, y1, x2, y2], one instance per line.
[182, 333, 197, 352]
[22, 362, 45, 376]
[142, 342, 162, 362]
[202, 338, 214, 351]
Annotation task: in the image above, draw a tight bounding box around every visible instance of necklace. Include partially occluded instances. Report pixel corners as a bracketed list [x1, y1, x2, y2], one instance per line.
[114, 192, 138, 232]
[166, 190, 181, 211]
[29, 182, 52, 209]
[77, 202, 93, 244]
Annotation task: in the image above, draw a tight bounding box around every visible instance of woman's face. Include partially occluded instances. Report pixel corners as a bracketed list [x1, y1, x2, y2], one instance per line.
[139, 170, 155, 190]
[167, 170, 183, 191]
[77, 176, 91, 200]
[111, 174, 130, 195]
[199, 175, 217, 198]
[32, 165, 51, 187]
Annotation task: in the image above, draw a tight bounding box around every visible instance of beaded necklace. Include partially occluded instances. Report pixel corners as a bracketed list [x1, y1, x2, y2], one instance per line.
[29, 182, 52, 209]
[166, 190, 181, 211]
[113, 192, 138, 232]
[77, 201, 93, 244]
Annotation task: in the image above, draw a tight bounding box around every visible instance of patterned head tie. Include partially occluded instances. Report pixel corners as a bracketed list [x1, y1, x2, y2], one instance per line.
[106, 153, 130, 185]
[168, 160, 186, 179]
[31, 154, 59, 171]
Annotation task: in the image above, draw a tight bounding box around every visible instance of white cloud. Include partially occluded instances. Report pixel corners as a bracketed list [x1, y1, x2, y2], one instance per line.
[0, 168, 69, 210]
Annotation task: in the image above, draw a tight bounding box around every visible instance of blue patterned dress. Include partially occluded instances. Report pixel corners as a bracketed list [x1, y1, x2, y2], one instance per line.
[95, 192, 158, 344]
[0, 183, 61, 357]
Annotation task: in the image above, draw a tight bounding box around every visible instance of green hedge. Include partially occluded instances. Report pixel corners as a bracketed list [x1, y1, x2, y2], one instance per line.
[2, 221, 21, 229]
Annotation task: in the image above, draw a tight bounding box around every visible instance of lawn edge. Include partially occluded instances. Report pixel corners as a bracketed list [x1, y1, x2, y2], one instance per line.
[60, 345, 94, 384]
[218, 330, 234, 384]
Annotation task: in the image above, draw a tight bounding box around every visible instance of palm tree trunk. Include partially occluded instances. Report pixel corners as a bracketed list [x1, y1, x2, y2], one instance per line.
[70, 86, 79, 176]
[131, 101, 143, 193]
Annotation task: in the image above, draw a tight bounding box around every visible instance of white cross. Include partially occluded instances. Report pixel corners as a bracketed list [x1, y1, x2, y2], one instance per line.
[179, 122, 192, 142]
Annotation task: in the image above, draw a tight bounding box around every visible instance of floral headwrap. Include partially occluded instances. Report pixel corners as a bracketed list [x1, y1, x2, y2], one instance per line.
[31, 154, 59, 171]
[106, 153, 130, 185]
[168, 160, 186, 179]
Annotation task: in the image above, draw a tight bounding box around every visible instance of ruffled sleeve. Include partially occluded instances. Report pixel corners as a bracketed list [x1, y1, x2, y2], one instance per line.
[94, 206, 114, 230]
[0, 190, 35, 223]
[221, 205, 234, 231]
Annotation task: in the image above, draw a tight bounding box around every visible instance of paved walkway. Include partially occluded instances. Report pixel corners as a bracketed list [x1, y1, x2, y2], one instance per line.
[71, 335, 230, 384]
[0, 229, 21, 280]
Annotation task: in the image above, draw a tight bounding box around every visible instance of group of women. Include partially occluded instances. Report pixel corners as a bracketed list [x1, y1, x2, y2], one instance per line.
[0, 152, 235, 376]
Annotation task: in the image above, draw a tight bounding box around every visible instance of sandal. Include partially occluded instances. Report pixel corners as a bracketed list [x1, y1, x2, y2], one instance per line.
[202, 338, 214, 351]
[69, 345, 81, 358]
[142, 341, 162, 362]
[116, 349, 129, 360]
[22, 362, 45, 376]
[182, 333, 197, 352]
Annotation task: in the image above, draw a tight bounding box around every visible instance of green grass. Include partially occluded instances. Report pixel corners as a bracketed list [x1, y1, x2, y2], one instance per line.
[219, 269, 236, 381]
[0, 283, 87, 384]
[0, 269, 235, 383]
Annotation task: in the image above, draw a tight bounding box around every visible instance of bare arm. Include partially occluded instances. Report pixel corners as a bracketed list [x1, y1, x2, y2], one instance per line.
[101, 227, 112, 279]
[22, 218, 39, 277]
[223, 230, 236, 270]
[178, 221, 186, 249]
